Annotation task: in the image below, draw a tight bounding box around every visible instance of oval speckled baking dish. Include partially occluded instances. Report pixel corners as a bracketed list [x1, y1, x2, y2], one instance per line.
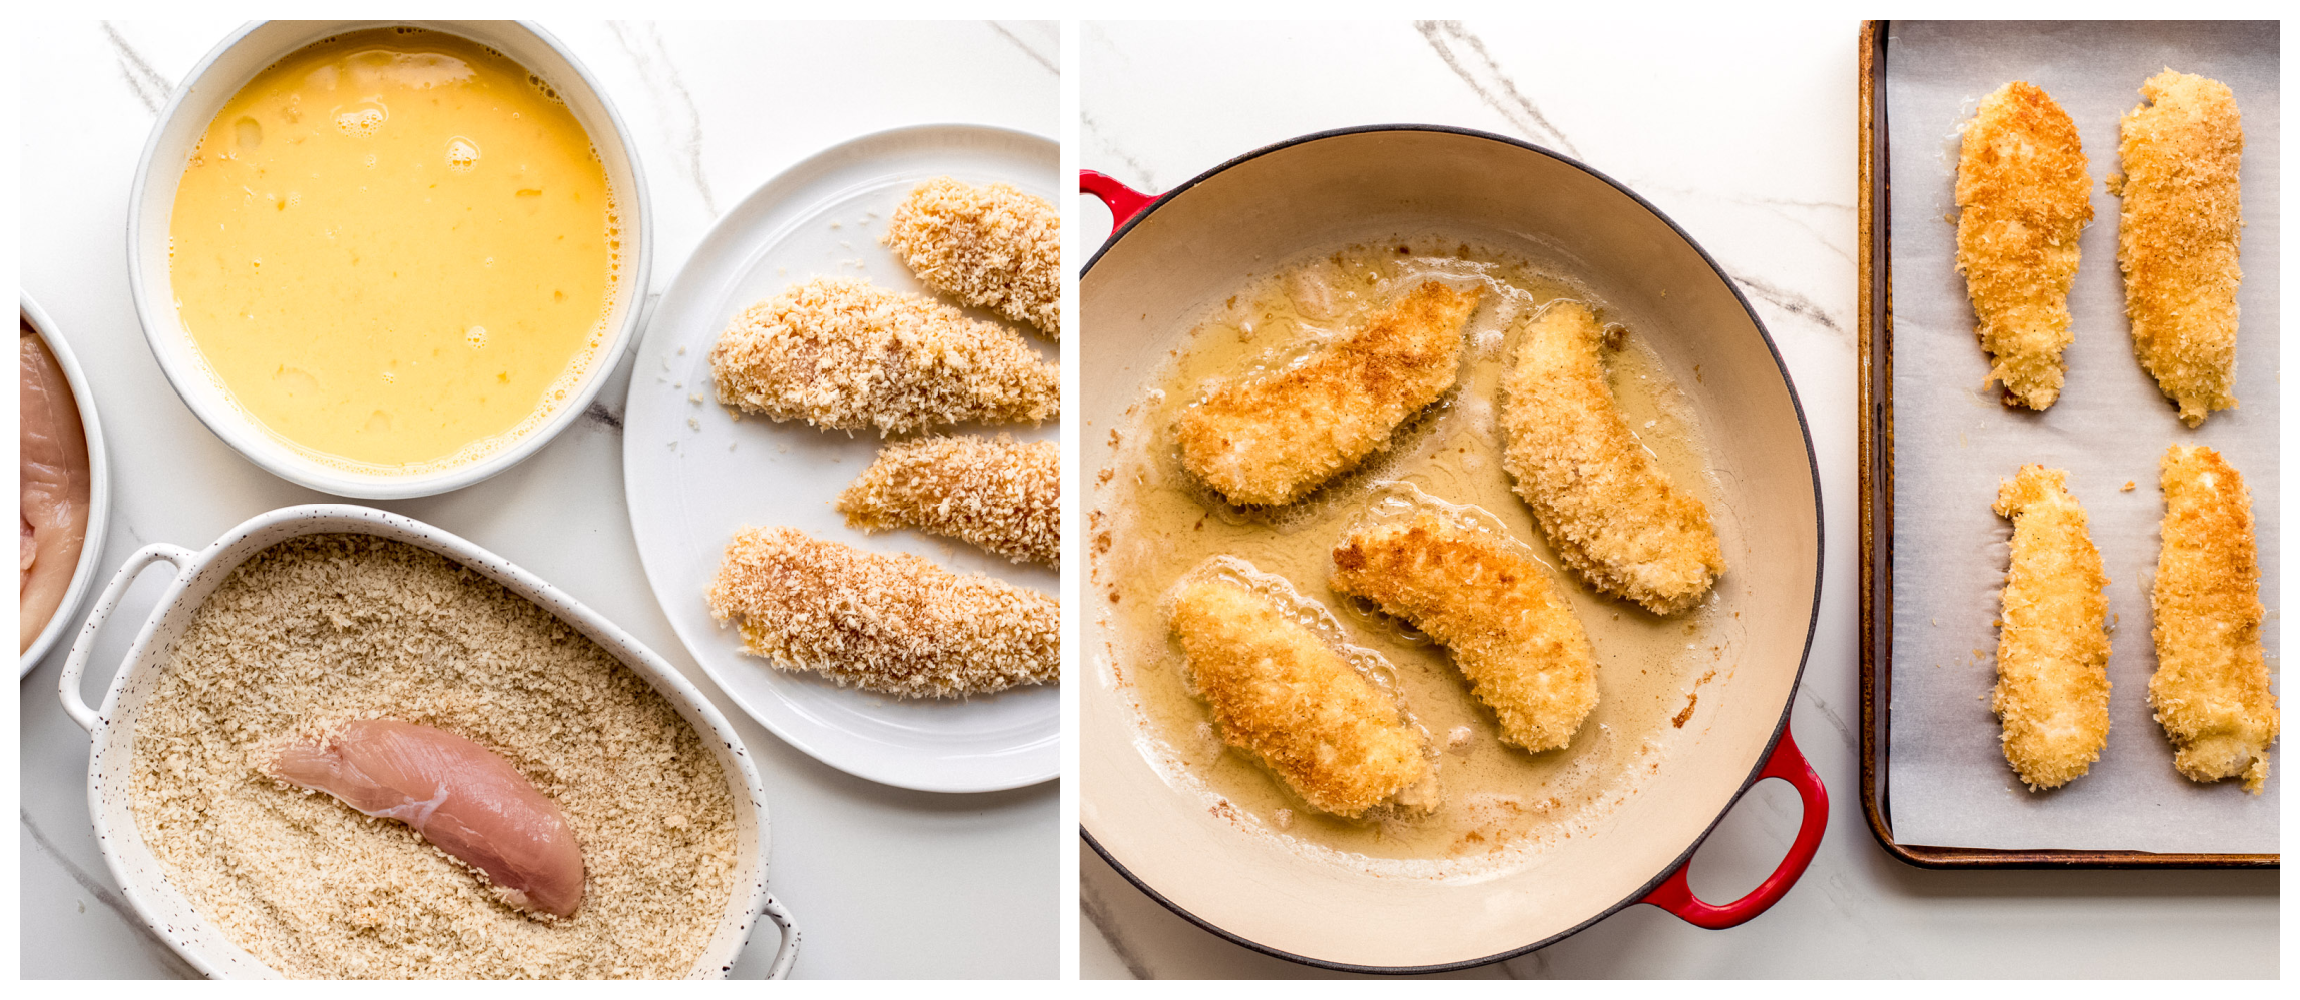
[59, 504, 797, 979]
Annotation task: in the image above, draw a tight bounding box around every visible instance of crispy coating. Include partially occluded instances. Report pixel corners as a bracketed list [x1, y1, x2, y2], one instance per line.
[836, 434, 1058, 566]
[1500, 301, 1723, 615]
[883, 178, 1061, 337]
[708, 277, 1058, 435]
[1990, 465, 2112, 791]
[2150, 446, 2275, 793]
[1175, 281, 1479, 506]
[1166, 567, 1431, 817]
[1955, 81, 2093, 410]
[2118, 70, 2244, 427]
[1330, 510, 1597, 752]
[706, 526, 1057, 698]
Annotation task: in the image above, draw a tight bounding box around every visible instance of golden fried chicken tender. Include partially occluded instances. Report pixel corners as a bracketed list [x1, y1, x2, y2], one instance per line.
[1330, 509, 1597, 752]
[2118, 69, 2245, 427]
[884, 177, 1061, 337]
[1991, 465, 2112, 791]
[1166, 563, 1431, 817]
[1176, 281, 1480, 506]
[706, 526, 1057, 698]
[709, 277, 1058, 435]
[1955, 81, 2093, 410]
[1500, 301, 1723, 615]
[2150, 446, 2276, 793]
[837, 434, 1058, 566]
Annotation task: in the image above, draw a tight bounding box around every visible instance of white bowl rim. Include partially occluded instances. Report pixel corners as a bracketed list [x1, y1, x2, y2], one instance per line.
[123, 19, 654, 500]
[20, 291, 114, 675]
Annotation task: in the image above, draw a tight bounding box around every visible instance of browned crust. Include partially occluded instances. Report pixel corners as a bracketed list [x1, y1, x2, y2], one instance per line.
[883, 178, 1061, 337]
[836, 434, 1058, 566]
[2150, 446, 2275, 792]
[1955, 81, 2093, 410]
[2118, 70, 2244, 427]
[1330, 510, 1597, 752]
[1991, 465, 2111, 790]
[1500, 300, 1723, 615]
[1175, 281, 1479, 506]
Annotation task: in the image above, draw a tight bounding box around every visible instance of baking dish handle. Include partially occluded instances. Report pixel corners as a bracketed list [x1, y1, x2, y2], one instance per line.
[757, 893, 800, 979]
[1079, 170, 1156, 236]
[1638, 728, 1828, 929]
[59, 543, 194, 734]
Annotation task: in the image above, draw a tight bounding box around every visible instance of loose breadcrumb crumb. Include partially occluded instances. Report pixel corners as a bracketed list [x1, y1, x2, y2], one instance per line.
[2151, 446, 2275, 792]
[1955, 81, 2093, 410]
[837, 434, 1058, 566]
[2119, 69, 2244, 427]
[706, 526, 1057, 698]
[708, 277, 1057, 434]
[884, 177, 1061, 337]
[1991, 466, 2112, 791]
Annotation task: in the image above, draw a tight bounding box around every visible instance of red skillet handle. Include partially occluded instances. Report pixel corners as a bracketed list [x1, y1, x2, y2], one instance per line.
[1079, 170, 1156, 236]
[1639, 728, 1828, 930]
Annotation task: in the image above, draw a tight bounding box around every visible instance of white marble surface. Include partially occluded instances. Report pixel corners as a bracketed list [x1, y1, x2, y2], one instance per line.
[1076, 19, 2276, 979]
[19, 19, 1057, 979]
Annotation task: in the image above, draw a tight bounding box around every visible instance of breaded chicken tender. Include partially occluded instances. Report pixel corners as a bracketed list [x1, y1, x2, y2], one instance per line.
[836, 434, 1058, 566]
[1166, 562, 1432, 817]
[2118, 70, 2244, 427]
[706, 526, 1057, 698]
[1956, 81, 2093, 410]
[1176, 281, 1480, 506]
[709, 277, 1058, 435]
[884, 177, 1061, 337]
[2150, 446, 2275, 793]
[1500, 301, 1723, 615]
[1991, 465, 2112, 791]
[1330, 509, 1598, 752]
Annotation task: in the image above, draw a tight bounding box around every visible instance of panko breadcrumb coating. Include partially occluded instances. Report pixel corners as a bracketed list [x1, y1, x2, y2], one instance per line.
[1991, 465, 2112, 791]
[2150, 446, 2275, 793]
[1176, 281, 1479, 507]
[836, 434, 1058, 566]
[2118, 69, 2244, 427]
[1166, 563, 1432, 817]
[708, 277, 1057, 435]
[706, 526, 1057, 699]
[1500, 301, 1723, 616]
[1955, 81, 2093, 410]
[1330, 509, 1598, 753]
[884, 177, 1061, 337]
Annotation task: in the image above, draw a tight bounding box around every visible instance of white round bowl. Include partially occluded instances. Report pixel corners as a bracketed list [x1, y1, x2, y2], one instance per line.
[125, 20, 652, 499]
[20, 293, 113, 675]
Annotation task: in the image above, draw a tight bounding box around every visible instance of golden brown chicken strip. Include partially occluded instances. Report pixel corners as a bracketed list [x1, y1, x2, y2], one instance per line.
[2118, 69, 2244, 427]
[1500, 301, 1722, 615]
[837, 434, 1058, 566]
[1166, 561, 1431, 817]
[1175, 281, 1479, 506]
[1991, 465, 2112, 791]
[1330, 508, 1597, 752]
[706, 526, 1057, 698]
[1956, 81, 2093, 410]
[883, 178, 1061, 337]
[2151, 446, 2275, 793]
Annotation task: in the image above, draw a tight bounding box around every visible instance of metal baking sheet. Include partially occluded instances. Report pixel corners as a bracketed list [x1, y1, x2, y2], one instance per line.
[1882, 20, 2279, 854]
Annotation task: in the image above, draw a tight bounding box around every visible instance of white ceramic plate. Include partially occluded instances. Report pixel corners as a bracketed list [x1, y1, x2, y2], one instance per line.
[21, 293, 112, 676]
[623, 124, 1058, 793]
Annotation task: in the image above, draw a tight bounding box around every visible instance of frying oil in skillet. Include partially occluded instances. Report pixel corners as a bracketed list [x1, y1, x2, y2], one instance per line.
[1089, 239, 1733, 878]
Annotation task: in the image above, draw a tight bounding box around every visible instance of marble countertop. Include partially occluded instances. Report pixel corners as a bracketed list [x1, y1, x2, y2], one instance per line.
[1076, 19, 2276, 979]
[19, 19, 1057, 980]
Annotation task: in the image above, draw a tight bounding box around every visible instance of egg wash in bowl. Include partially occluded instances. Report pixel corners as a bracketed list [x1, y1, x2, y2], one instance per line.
[168, 27, 622, 473]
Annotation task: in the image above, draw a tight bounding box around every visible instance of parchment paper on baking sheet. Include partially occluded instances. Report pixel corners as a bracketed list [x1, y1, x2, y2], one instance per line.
[1883, 21, 2279, 854]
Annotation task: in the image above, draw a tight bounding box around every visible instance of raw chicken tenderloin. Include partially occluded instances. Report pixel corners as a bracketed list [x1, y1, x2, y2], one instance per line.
[273, 719, 586, 917]
[20, 326, 92, 653]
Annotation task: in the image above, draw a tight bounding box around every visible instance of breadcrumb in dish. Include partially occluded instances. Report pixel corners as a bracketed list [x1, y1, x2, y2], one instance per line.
[1165, 560, 1432, 817]
[708, 277, 1057, 435]
[706, 526, 1057, 698]
[1331, 509, 1598, 752]
[2150, 446, 2275, 793]
[2118, 69, 2244, 427]
[1176, 280, 1479, 507]
[883, 177, 1060, 337]
[837, 434, 1058, 566]
[1955, 80, 2093, 410]
[1991, 465, 2111, 791]
[1500, 300, 1723, 615]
